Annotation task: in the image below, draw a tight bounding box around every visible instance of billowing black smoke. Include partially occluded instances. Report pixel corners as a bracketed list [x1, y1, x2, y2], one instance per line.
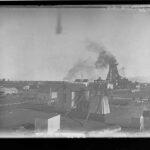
[87, 40, 117, 69]
[64, 40, 117, 81]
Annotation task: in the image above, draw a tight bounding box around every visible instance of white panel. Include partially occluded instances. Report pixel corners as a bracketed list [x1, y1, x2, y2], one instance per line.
[140, 115, 144, 131]
[107, 83, 113, 89]
[47, 115, 60, 133]
[71, 92, 75, 99]
[51, 92, 58, 99]
[101, 96, 110, 114]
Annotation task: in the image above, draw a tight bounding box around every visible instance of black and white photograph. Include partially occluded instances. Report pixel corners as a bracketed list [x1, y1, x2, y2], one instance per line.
[0, 5, 150, 137]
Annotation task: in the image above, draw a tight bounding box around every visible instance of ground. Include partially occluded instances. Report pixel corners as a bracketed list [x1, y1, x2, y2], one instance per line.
[1, 82, 150, 136]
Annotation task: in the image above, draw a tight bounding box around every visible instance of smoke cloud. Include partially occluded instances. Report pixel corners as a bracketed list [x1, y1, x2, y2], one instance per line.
[119, 67, 125, 77]
[64, 40, 117, 81]
[63, 59, 96, 81]
[86, 40, 117, 69]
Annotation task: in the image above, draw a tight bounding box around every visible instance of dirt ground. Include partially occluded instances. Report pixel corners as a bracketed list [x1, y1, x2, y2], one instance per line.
[1, 85, 150, 135]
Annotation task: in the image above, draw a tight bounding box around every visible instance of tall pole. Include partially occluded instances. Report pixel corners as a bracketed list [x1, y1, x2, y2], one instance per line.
[62, 81, 66, 108]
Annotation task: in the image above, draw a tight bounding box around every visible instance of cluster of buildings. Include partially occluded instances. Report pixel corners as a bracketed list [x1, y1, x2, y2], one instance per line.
[0, 87, 18, 95]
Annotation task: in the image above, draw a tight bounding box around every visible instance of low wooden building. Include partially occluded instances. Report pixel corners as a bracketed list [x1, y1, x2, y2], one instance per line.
[35, 81, 109, 116]
[36, 81, 89, 111]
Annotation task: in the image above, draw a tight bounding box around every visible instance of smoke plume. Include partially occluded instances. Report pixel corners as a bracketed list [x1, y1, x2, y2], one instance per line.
[64, 40, 117, 81]
[86, 40, 117, 69]
[63, 59, 96, 81]
[119, 67, 125, 77]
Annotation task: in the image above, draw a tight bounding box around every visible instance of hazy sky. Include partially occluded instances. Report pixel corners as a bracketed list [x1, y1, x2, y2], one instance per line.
[0, 7, 150, 81]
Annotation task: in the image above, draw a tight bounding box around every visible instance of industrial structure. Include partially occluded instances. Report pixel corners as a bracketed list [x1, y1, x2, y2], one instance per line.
[106, 61, 137, 89]
[106, 62, 120, 89]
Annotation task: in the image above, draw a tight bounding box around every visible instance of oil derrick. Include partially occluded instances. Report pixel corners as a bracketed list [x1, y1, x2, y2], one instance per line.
[106, 62, 121, 89]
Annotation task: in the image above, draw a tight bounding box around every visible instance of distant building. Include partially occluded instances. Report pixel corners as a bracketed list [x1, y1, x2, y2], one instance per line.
[74, 79, 89, 86]
[23, 85, 30, 90]
[107, 83, 113, 89]
[74, 79, 82, 82]
[136, 84, 141, 89]
[0, 87, 18, 95]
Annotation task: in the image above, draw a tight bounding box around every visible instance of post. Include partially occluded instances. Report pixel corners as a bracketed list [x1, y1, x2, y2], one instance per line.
[48, 88, 52, 105]
[140, 114, 144, 131]
[62, 82, 66, 108]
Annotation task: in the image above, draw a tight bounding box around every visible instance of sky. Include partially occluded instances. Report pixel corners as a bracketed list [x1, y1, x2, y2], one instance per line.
[0, 7, 150, 81]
